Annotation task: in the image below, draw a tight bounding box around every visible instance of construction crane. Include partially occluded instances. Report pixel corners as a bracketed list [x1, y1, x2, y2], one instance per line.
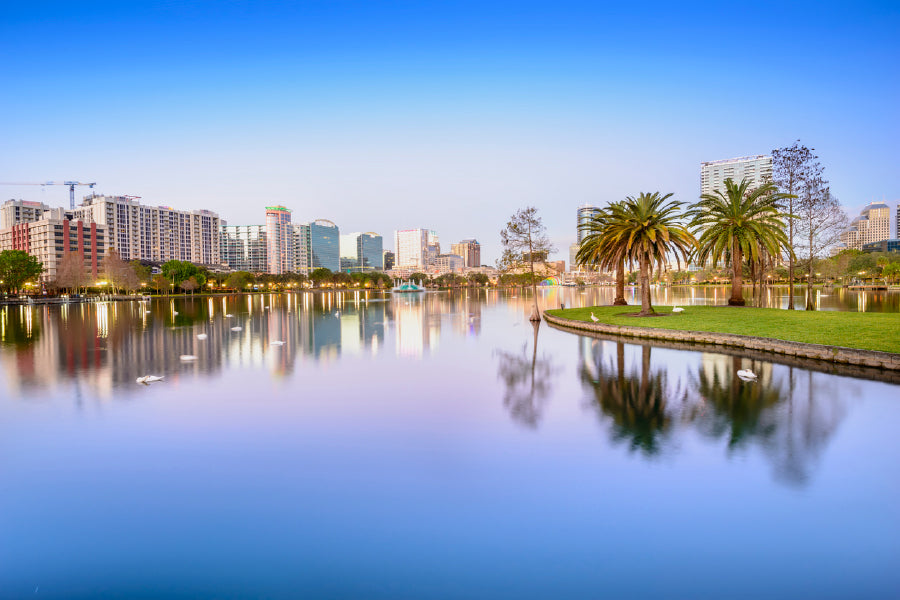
[0, 181, 98, 209]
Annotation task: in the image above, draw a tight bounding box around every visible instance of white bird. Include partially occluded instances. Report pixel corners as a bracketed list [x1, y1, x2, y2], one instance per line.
[270, 340, 285, 346]
[335, 311, 341, 317]
[672, 306, 684, 313]
[231, 326, 242, 331]
[136, 375, 165, 384]
[590, 312, 599, 322]
[225, 313, 233, 318]
[179, 355, 198, 361]
[737, 369, 757, 381]
[173, 311, 179, 315]
[196, 334, 208, 340]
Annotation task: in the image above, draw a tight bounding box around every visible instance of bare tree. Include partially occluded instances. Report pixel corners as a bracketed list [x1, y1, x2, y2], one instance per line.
[181, 276, 199, 295]
[796, 178, 847, 310]
[499, 207, 554, 322]
[772, 141, 821, 309]
[102, 250, 140, 294]
[55, 252, 90, 293]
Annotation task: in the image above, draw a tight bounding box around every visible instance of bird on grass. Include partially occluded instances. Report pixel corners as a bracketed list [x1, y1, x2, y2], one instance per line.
[672, 306, 684, 313]
[590, 312, 599, 322]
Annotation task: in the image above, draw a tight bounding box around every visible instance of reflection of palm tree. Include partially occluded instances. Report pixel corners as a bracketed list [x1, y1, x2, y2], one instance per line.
[580, 342, 683, 456]
[495, 321, 559, 428]
[690, 356, 784, 451]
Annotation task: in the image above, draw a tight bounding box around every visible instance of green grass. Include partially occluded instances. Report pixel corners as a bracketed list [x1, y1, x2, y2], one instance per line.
[546, 305, 900, 354]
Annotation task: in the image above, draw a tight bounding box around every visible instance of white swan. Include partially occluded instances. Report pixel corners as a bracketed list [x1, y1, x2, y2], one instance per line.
[672, 306, 684, 313]
[179, 355, 198, 361]
[231, 326, 242, 331]
[136, 375, 165, 384]
[270, 340, 285, 346]
[737, 369, 757, 381]
[173, 311, 179, 315]
[196, 334, 208, 340]
[225, 313, 233, 318]
[335, 311, 341, 317]
[590, 312, 599, 322]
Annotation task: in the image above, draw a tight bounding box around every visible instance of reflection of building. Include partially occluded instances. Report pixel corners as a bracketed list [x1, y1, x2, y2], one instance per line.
[450, 239, 481, 267]
[265, 206, 293, 275]
[71, 194, 220, 265]
[220, 225, 267, 272]
[0, 204, 108, 282]
[841, 202, 890, 250]
[700, 155, 772, 197]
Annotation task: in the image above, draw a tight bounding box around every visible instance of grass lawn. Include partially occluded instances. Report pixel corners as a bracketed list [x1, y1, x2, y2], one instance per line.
[546, 305, 900, 354]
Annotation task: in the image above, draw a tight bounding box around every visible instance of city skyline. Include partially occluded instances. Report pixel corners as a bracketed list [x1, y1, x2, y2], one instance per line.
[2, 1, 898, 262]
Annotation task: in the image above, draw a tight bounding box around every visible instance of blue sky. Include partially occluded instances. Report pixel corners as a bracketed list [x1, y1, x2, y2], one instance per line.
[2, 1, 898, 262]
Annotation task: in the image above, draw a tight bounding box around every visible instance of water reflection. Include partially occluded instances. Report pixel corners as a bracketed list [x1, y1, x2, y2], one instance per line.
[576, 334, 850, 487]
[494, 321, 560, 428]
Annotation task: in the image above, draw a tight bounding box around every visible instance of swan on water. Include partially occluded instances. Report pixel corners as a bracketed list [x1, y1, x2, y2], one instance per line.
[136, 375, 165, 384]
[737, 369, 757, 381]
[270, 340, 286, 346]
[179, 355, 198, 361]
[196, 334, 208, 340]
[231, 326, 242, 331]
[590, 312, 599, 322]
[225, 313, 233, 318]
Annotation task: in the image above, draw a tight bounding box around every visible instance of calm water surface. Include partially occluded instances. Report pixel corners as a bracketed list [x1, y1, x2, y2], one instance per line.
[1, 288, 898, 599]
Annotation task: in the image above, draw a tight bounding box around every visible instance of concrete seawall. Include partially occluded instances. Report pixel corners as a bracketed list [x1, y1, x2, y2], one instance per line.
[543, 311, 900, 371]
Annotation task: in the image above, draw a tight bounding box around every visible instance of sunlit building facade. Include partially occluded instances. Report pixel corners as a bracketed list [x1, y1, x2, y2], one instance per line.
[71, 194, 220, 265]
[265, 206, 293, 275]
[341, 232, 383, 272]
[220, 225, 267, 273]
[450, 239, 481, 268]
[840, 202, 890, 250]
[700, 155, 773, 197]
[395, 228, 438, 270]
[576, 204, 601, 246]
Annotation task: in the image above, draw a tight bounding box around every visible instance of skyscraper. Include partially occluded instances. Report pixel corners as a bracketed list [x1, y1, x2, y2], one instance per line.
[700, 155, 773, 197]
[339, 231, 383, 272]
[395, 229, 438, 269]
[450, 239, 481, 267]
[307, 219, 340, 272]
[840, 202, 890, 250]
[220, 225, 267, 272]
[265, 206, 293, 275]
[576, 204, 601, 245]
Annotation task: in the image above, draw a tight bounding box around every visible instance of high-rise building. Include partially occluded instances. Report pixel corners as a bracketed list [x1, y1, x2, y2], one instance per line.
[265, 206, 293, 275]
[700, 155, 773, 197]
[450, 239, 481, 267]
[395, 229, 438, 269]
[840, 202, 890, 250]
[0, 204, 108, 283]
[220, 225, 267, 272]
[293, 225, 309, 274]
[383, 251, 395, 271]
[0, 199, 51, 229]
[569, 243, 580, 272]
[339, 231, 382, 272]
[306, 219, 340, 272]
[70, 194, 221, 265]
[576, 205, 601, 246]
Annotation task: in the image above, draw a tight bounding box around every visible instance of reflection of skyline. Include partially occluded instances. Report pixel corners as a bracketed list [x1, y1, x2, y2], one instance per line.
[0, 290, 490, 399]
[576, 334, 849, 487]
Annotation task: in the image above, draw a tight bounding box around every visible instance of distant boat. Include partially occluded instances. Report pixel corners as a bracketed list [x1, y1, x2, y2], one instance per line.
[392, 280, 425, 293]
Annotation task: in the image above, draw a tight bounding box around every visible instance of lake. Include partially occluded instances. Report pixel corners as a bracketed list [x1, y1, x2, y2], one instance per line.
[1, 287, 898, 599]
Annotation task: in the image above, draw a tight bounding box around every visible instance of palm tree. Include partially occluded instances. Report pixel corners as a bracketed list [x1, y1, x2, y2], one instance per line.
[576, 203, 628, 305]
[689, 178, 794, 306]
[597, 193, 695, 316]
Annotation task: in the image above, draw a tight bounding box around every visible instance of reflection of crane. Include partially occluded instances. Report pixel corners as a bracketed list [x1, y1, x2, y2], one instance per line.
[0, 181, 97, 209]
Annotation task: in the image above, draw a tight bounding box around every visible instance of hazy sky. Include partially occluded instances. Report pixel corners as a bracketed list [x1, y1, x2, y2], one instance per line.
[2, 1, 898, 263]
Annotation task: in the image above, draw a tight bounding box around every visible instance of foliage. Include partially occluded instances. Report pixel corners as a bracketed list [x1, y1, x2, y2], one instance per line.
[225, 271, 253, 291]
[151, 273, 171, 295]
[550, 305, 900, 354]
[577, 201, 629, 305]
[598, 193, 694, 316]
[466, 272, 490, 286]
[161, 260, 202, 292]
[772, 140, 822, 309]
[689, 177, 793, 306]
[0, 250, 44, 293]
[102, 250, 141, 293]
[499, 206, 554, 320]
[54, 252, 90, 293]
[309, 268, 333, 287]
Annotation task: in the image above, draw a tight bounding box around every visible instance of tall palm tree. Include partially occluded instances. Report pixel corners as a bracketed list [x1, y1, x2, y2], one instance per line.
[576, 203, 628, 305]
[689, 178, 794, 306]
[598, 193, 695, 316]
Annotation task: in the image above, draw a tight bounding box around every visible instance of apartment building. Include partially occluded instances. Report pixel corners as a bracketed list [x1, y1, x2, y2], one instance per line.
[700, 155, 773, 197]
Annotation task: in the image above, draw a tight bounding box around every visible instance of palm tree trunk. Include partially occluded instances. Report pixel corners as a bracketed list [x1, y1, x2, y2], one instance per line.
[639, 256, 654, 315]
[613, 258, 627, 305]
[729, 240, 745, 306]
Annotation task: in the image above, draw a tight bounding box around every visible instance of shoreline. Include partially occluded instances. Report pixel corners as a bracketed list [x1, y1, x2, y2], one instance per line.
[543, 310, 900, 371]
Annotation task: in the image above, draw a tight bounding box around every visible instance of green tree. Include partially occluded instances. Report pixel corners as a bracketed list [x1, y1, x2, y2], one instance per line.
[601, 193, 694, 316]
[225, 271, 253, 291]
[689, 178, 793, 306]
[151, 273, 171, 295]
[309, 268, 333, 288]
[0, 250, 44, 294]
[499, 206, 554, 321]
[577, 202, 628, 306]
[161, 260, 201, 292]
[466, 272, 489, 286]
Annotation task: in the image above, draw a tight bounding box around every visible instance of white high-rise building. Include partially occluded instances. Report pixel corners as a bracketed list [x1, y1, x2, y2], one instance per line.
[700, 155, 773, 197]
[71, 194, 221, 265]
[395, 229, 438, 270]
[840, 202, 890, 250]
[576, 204, 601, 245]
[265, 206, 293, 275]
